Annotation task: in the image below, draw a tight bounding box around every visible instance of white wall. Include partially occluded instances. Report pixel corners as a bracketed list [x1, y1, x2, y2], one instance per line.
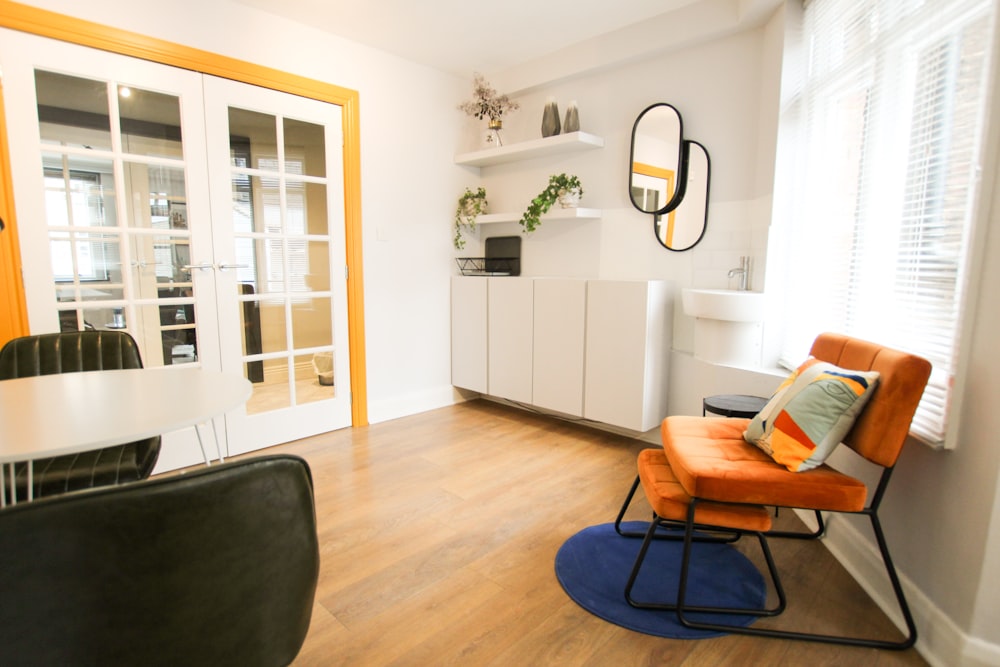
[457, 23, 780, 359]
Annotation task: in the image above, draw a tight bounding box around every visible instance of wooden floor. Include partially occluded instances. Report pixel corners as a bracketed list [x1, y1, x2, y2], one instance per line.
[248, 400, 929, 666]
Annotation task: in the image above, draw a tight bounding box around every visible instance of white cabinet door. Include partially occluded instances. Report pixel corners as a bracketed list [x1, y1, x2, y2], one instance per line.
[488, 277, 533, 403]
[533, 278, 586, 416]
[584, 280, 671, 431]
[451, 277, 487, 393]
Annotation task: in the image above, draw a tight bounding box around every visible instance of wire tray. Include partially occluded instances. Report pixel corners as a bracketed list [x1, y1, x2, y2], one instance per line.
[455, 257, 519, 276]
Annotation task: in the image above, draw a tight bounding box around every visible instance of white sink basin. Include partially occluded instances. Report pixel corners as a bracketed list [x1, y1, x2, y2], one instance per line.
[682, 288, 765, 323]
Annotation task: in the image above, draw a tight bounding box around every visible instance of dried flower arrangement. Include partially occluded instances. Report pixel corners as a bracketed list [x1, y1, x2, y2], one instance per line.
[458, 73, 520, 121]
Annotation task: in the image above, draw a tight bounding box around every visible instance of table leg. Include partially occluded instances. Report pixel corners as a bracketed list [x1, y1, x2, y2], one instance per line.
[193, 420, 226, 466]
[211, 417, 225, 463]
[7, 462, 16, 506]
[4, 461, 37, 504]
[193, 423, 211, 466]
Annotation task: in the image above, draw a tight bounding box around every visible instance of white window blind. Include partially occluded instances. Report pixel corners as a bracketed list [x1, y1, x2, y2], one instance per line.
[256, 155, 309, 296]
[774, 0, 995, 446]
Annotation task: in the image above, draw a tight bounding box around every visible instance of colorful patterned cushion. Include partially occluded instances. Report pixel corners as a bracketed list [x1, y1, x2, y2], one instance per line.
[743, 358, 880, 472]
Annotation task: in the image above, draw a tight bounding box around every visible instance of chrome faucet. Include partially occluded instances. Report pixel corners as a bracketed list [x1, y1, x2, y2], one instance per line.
[728, 256, 751, 291]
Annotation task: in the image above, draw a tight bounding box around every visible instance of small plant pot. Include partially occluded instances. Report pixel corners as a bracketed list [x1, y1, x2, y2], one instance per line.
[558, 188, 581, 208]
[461, 200, 484, 218]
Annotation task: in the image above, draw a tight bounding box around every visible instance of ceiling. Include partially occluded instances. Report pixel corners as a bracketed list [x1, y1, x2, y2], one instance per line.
[228, 0, 781, 83]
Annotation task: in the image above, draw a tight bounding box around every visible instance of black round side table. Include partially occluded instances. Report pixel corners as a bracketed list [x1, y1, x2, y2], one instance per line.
[702, 394, 768, 419]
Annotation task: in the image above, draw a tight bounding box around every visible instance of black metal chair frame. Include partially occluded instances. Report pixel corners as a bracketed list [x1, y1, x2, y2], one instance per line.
[615, 465, 917, 650]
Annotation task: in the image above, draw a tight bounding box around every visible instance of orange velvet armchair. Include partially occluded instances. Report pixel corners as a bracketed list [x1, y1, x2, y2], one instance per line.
[616, 333, 931, 649]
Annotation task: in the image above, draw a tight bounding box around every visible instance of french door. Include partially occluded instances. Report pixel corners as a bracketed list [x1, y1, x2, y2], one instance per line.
[203, 77, 351, 454]
[0, 31, 352, 468]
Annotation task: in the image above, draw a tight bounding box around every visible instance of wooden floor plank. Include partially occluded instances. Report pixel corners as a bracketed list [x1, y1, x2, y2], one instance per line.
[233, 400, 930, 666]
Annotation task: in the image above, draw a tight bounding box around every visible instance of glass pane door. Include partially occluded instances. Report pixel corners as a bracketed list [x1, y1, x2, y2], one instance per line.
[0, 32, 220, 471]
[2, 47, 218, 373]
[34, 70, 200, 365]
[205, 77, 351, 453]
[1, 32, 350, 463]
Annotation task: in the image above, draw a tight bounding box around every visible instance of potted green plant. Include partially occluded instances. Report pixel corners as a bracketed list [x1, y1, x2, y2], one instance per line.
[454, 186, 488, 249]
[519, 174, 583, 233]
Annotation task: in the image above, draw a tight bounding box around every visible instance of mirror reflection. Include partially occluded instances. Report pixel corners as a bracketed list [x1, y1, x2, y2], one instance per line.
[629, 102, 712, 252]
[629, 103, 684, 215]
[655, 141, 710, 251]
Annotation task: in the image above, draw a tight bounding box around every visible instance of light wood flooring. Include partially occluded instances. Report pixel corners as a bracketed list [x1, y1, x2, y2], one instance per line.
[245, 375, 334, 415]
[241, 399, 930, 666]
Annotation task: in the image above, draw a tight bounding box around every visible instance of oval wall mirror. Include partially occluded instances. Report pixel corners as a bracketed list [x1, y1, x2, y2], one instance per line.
[629, 103, 684, 215]
[655, 140, 710, 251]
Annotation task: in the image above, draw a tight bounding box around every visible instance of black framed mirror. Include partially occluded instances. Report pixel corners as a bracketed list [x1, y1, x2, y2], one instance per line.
[654, 140, 710, 251]
[629, 102, 711, 251]
[629, 103, 684, 215]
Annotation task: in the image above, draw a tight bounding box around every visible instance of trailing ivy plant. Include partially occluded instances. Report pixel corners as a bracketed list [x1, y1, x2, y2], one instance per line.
[519, 174, 583, 233]
[454, 186, 488, 249]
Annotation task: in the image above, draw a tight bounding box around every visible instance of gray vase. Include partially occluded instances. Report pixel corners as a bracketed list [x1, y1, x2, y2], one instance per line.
[542, 99, 561, 137]
[563, 101, 580, 133]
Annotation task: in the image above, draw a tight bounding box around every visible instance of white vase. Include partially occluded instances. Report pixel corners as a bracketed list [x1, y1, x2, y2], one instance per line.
[461, 198, 486, 220]
[558, 188, 581, 208]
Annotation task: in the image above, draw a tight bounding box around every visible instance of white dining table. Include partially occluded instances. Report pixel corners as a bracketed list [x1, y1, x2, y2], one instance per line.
[0, 367, 252, 506]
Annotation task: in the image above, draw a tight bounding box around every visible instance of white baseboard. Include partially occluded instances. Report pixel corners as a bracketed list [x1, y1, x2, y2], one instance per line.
[961, 636, 1000, 667]
[367, 384, 466, 424]
[797, 509, 1000, 667]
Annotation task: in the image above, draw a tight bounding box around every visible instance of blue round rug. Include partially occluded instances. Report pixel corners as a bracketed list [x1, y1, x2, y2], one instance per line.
[554, 521, 766, 638]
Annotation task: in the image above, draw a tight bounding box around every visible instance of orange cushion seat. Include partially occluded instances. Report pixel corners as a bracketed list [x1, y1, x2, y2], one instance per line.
[637, 448, 772, 532]
[661, 416, 868, 512]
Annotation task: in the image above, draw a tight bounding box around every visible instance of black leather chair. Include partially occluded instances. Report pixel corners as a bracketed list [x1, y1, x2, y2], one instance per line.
[0, 454, 320, 667]
[0, 331, 161, 500]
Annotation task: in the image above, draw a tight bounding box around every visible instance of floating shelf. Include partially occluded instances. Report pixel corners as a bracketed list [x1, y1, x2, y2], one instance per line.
[455, 131, 605, 168]
[475, 207, 602, 225]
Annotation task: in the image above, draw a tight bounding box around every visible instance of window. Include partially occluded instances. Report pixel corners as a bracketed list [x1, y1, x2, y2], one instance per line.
[773, 0, 996, 446]
[44, 167, 114, 282]
[257, 155, 309, 296]
[228, 147, 310, 296]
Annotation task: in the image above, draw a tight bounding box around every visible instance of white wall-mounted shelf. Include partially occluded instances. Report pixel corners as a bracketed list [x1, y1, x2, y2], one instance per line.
[455, 131, 605, 167]
[476, 207, 602, 225]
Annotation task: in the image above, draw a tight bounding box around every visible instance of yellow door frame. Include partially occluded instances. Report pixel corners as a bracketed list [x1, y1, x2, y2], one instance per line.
[0, 0, 368, 425]
[632, 161, 677, 246]
[0, 75, 29, 345]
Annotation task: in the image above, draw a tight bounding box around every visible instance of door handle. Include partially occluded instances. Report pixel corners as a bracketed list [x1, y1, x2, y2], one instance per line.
[182, 262, 215, 272]
[217, 262, 249, 272]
